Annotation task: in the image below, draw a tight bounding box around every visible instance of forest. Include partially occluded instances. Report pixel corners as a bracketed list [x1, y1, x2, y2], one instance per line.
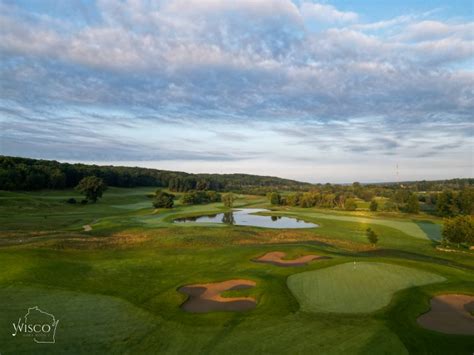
[0, 156, 312, 193]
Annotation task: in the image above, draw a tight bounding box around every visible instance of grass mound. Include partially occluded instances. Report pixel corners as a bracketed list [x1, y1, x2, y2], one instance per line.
[287, 262, 445, 314]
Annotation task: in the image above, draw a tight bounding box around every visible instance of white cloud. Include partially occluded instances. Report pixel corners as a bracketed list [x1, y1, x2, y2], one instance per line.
[400, 20, 474, 41]
[353, 14, 414, 31]
[162, 0, 301, 20]
[300, 2, 358, 24]
[412, 37, 474, 64]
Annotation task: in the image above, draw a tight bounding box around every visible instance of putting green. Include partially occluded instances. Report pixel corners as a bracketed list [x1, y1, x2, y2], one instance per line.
[287, 262, 445, 314]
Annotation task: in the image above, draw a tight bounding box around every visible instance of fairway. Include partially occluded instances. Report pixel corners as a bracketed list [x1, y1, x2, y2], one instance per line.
[287, 262, 446, 314]
[0, 285, 157, 353]
[276, 211, 441, 241]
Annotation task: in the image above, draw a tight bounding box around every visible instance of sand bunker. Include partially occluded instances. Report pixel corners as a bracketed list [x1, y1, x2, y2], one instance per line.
[417, 294, 474, 335]
[254, 251, 330, 267]
[178, 279, 256, 313]
[82, 224, 92, 232]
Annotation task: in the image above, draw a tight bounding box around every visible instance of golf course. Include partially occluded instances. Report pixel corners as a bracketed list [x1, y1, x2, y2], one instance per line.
[2, 0, 474, 352]
[0, 186, 473, 354]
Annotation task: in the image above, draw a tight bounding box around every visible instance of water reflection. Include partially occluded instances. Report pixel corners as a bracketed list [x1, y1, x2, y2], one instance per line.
[174, 208, 317, 229]
[222, 211, 235, 225]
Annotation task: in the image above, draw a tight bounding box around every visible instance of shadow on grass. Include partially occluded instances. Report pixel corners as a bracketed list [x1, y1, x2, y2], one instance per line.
[363, 248, 474, 271]
[415, 220, 442, 244]
[384, 286, 474, 355]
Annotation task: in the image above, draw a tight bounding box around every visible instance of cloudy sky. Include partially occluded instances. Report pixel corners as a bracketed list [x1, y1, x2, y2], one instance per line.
[1, 0, 473, 183]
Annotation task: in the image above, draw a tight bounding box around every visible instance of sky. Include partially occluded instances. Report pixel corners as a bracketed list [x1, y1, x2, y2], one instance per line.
[0, 0, 473, 183]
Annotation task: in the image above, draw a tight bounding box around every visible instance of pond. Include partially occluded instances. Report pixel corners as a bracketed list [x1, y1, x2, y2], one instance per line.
[174, 208, 318, 229]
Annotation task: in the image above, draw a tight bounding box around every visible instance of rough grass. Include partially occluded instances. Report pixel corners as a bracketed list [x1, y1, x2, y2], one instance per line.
[287, 262, 446, 314]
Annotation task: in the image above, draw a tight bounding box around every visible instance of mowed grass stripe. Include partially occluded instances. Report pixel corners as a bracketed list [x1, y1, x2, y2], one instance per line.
[277, 211, 441, 240]
[288, 262, 445, 314]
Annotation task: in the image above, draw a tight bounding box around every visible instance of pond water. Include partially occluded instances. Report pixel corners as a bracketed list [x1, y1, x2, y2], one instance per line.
[174, 208, 318, 229]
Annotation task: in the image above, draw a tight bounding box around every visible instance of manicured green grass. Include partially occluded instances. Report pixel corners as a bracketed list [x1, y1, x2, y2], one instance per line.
[266, 210, 441, 240]
[0, 247, 410, 354]
[287, 262, 446, 314]
[0, 285, 157, 354]
[0, 188, 473, 354]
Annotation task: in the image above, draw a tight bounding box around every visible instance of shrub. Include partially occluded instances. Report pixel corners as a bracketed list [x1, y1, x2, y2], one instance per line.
[181, 191, 222, 205]
[153, 192, 175, 208]
[366, 228, 379, 246]
[442, 215, 474, 246]
[382, 200, 398, 212]
[345, 198, 357, 211]
[369, 199, 378, 211]
[268, 192, 282, 205]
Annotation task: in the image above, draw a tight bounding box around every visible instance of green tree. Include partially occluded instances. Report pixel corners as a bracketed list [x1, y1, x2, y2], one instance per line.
[456, 188, 474, 215]
[181, 191, 221, 205]
[195, 179, 210, 190]
[442, 215, 474, 246]
[75, 176, 107, 203]
[180, 192, 195, 205]
[406, 193, 420, 214]
[269, 192, 281, 205]
[300, 191, 319, 208]
[352, 182, 361, 196]
[286, 193, 302, 206]
[49, 169, 66, 189]
[320, 193, 336, 208]
[436, 191, 458, 217]
[153, 191, 175, 208]
[382, 200, 398, 212]
[206, 191, 222, 203]
[366, 228, 379, 246]
[369, 199, 378, 212]
[222, 193, 236, 208]
[359, 189, 375, 202]
[393, 190, 411, 205]
[345, 198, 357, 211]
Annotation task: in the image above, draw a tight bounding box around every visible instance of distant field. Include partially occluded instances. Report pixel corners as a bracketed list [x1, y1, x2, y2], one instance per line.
[287, 262, 446, 313]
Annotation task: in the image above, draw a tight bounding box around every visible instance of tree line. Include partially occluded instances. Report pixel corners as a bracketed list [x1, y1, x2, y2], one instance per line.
[2, 156, 472, 217]
[151, 189, 235, 209]
[267, 182, 473, 217]
[0, 156, 312, 194]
